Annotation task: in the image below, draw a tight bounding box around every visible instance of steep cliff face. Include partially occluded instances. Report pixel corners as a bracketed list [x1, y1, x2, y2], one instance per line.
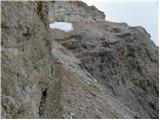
[51, 21, 159, 118]
[48, 40, 138, 118]
[1, 1, 53, 118]
[49, 1, 159, 119]
[1, 1, 159, 119]
[1, 2, 134, 119]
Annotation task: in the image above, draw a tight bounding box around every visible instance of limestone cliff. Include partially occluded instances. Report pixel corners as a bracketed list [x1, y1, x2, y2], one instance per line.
[1, 1, 53, 118]
[1, 1, 159, 119]
[49, 1, 159, 119]
[51, 22, 159, 118]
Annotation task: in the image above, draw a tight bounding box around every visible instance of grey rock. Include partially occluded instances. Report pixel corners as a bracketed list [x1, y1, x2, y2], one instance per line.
[49, 1, 105, 23]
[51, 21, 159, 118]
[1, 1, 53, 118]
[1, 1, 159, 119]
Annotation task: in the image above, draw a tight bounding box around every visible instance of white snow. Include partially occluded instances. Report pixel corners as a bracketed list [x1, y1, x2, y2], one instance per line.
[49, 22, 73, 32]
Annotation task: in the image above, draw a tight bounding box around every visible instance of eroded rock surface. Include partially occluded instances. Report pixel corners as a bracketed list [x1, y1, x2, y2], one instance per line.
[51, 21, 159, 119]
[49, 1, 105, 23]
[1, 1, 159, 119]
[50, 2, 159, 119]
[1, 1, 53, 118]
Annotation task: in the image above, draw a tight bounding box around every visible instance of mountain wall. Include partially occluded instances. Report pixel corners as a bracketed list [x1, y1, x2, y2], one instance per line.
[51, 21, 159, 118]
[1, 1, 53, 118]
[49, 1, 159, 119]
[1, 1, 159, 119]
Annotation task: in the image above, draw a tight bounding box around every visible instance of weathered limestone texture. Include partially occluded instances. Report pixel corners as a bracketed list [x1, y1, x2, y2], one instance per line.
[1, 1, 159, 119]
[1, 1, 53, 118]
[50, 1, 159, 119]
[49, 1, 105, 23]
[50, 21, 159, 119]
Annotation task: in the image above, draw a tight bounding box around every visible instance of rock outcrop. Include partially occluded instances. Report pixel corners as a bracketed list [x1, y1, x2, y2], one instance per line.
[1, 1, 159, 119]
[49, 1, 105, 23]
[49, 1, 159, 119]
[51, 21, 159, 118]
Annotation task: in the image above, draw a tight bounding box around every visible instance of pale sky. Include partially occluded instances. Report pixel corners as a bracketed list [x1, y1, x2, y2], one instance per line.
[50, 22, 73, 32]
[82, 0, 159, 46]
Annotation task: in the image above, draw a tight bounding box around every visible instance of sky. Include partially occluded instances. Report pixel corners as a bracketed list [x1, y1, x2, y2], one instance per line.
[82, 0, 159, 46]
[50, 22, 73, 32]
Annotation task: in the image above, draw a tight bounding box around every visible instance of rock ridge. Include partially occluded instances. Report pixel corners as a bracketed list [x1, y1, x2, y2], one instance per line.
[49, 1, 105, 23]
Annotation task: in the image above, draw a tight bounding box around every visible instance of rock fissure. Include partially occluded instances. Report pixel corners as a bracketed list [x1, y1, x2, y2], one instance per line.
[38, 88, 48, 118]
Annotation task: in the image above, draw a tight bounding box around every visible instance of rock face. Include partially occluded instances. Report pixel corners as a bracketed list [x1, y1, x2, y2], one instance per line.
[49, 1, 159, 119]
[1, 1, 53, 118]
[47, 40, 137, 119]
[1, 1, 159, 119]
[51, 21, 159, 118]
[49, 1, 105, 23]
